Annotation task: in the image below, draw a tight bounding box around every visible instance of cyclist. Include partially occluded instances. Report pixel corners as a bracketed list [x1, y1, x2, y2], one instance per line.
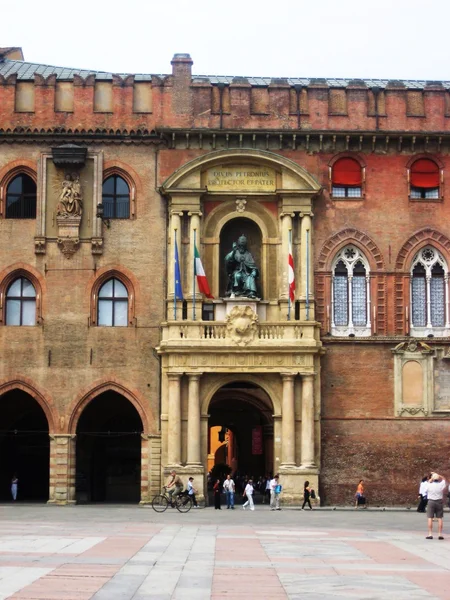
[166, 470, 184, 504]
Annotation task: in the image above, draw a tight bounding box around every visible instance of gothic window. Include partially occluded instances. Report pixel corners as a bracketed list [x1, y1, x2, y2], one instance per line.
[98, 278, 129, 326]
[409, 159, 440, 200]
[102, 175, 130, 219]
[6, 174, 37, 219]
[411, 246, 448, 334]
[332, 245, 370, 336]
[5, 277, 36, 325]
[331, 157, 363, 198]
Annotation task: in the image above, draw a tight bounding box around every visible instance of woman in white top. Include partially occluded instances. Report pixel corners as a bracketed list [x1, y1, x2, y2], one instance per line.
[243, 480, 255, 511]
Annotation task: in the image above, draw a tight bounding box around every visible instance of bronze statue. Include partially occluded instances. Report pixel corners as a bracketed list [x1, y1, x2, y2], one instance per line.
[225, 235, 259, 299]
[56, 172, 83, 217]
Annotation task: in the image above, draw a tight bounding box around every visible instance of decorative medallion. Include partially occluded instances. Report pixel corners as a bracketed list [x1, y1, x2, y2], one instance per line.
[235, 198, 247, 213]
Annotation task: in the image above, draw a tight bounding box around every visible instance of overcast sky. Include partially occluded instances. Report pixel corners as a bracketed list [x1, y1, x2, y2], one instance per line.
[4, 0, 450, 80]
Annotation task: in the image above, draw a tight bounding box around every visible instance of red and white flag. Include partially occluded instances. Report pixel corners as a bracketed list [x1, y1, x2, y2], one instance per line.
[194, 243, 214, 298]
[288, 241, 295, 303]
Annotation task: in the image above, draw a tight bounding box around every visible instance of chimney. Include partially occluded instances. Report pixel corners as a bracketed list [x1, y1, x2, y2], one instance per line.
[0, 47, 24, 61]
[171, 53, 193, 80]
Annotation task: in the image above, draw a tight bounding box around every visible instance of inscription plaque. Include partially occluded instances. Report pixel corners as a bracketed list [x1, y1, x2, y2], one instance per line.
[205, 165, 276, 192]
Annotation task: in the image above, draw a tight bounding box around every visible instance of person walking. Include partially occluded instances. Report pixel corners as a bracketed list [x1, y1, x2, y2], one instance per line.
[302, 480, 313, 510]
[355, 480, 366, 509]
[213, 479, 222, 510]
[425, 472, 446, 540]
[270, 474, 281, 511]
[223, 474, 235, 509]
[417, 475, 429, 513]
[11, 475, 18, 501]
[243, 479, 255, 511]
[187, 477, 198, 508]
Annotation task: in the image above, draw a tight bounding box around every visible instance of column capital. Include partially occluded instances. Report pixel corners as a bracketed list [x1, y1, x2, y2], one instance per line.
[280, 212, 295, 219]
[170, 210, 184, 218]
[167, 372, 182, 381]
[302, 373, 315, 382]
[49, 434, 76, 442]
[188, 211, 202, 217]
[185, 371, 203, 379]
[280, 372, 295, 381]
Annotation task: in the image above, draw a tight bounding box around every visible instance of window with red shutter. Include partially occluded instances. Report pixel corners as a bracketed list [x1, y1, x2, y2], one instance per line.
[332, 158, 362, 198]
[410, 159, 440, 199]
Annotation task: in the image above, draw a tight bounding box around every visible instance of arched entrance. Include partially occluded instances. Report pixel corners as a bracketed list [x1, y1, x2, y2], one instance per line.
[0, 389, 50, 501]
[75, 391, 143, 503]
[208, 381, 273, 497]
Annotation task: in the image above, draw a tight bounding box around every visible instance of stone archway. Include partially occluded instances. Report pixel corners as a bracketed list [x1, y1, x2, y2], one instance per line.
[0, 388, 50, 501]
[75, 391, 144, 503]
[207, 381, 274, 487]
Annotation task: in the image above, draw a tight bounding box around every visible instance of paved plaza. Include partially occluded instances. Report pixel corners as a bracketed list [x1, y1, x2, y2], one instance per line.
[0, 505, 449, 599]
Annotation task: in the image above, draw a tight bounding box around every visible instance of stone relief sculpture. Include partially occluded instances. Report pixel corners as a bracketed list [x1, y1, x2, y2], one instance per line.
[56, 172, 83, 217]
[225, 235, 259, 299]
[226, 305, 258, 345]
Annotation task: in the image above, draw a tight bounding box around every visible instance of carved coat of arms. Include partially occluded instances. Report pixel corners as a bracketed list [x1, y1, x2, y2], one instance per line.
[226, 305, 258, 346]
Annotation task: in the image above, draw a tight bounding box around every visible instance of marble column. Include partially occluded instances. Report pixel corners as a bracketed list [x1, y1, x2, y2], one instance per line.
[167, 373, 182, 466]
[187, 372, 202, 465]
[281, 373, 296, 466]
[279, 212, 294, 300]
[301, 374, 316, 468]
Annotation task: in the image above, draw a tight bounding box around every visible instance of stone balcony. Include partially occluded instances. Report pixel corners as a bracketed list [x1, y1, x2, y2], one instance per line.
[159, 319, 321, 350]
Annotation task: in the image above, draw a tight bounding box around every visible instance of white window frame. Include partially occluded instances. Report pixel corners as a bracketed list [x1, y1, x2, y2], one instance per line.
[410, 246, 450, 337]
[331, 245, 371, 337]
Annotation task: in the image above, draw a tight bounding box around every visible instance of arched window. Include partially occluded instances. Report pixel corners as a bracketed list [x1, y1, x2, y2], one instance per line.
[6, 174, 37, 219]
[411, 246, 449, 334]
[410, 159, 440, 199]
[5, 277, 36, 326]
[98, 278, 129, 326]
[332, 245, 371, 336]
[102, 175, 130, 219]
[331, 158, 363, 198]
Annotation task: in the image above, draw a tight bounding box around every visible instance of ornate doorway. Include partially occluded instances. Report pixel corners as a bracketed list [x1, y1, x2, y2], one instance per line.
[207, 381, 274, 494]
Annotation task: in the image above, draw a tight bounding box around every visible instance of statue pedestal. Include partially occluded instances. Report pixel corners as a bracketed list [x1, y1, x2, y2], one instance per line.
[216, 298, 261, 321]
[56, 215, 81, 258]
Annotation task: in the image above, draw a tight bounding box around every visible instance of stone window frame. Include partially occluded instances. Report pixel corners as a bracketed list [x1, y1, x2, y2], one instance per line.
[328, 153, 366, 200]
[102, 167, 136, 219]
[406, 155, 444, 202]
[410, 245, 450, 337]
[0, 166, 37, 219]
[0, 268, 43, 326]
[90, 270, 135, 327]
[331, 244, 371, 337]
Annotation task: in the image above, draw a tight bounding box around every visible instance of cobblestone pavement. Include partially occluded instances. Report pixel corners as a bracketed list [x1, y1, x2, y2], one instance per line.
[0, 505, 449, 599]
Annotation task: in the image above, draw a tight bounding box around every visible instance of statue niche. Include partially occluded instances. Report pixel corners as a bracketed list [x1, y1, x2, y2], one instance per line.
[225, 235, 259, 299]
[220, 217, 262, 299]
[56, 172, 83, 217]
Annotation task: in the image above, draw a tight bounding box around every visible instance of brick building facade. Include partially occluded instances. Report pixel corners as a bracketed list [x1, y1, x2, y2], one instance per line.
[1, 46, 449, 505]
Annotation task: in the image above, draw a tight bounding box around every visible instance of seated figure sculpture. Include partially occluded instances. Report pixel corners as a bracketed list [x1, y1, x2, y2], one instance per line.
[225, 235, 259, 299]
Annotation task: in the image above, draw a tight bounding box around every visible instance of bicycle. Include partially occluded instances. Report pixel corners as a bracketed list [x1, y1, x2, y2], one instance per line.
[151, 487, 193, 513]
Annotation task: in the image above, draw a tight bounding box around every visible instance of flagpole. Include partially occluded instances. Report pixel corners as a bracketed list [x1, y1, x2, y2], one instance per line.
[173, 228, 177, 321]
[193, 228, 196, 321]
[288, 228, 292, 321]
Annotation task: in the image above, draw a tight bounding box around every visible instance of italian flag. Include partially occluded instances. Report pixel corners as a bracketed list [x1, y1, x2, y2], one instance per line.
[288, 240, 295, 303]
[194, 243, 214, 298]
